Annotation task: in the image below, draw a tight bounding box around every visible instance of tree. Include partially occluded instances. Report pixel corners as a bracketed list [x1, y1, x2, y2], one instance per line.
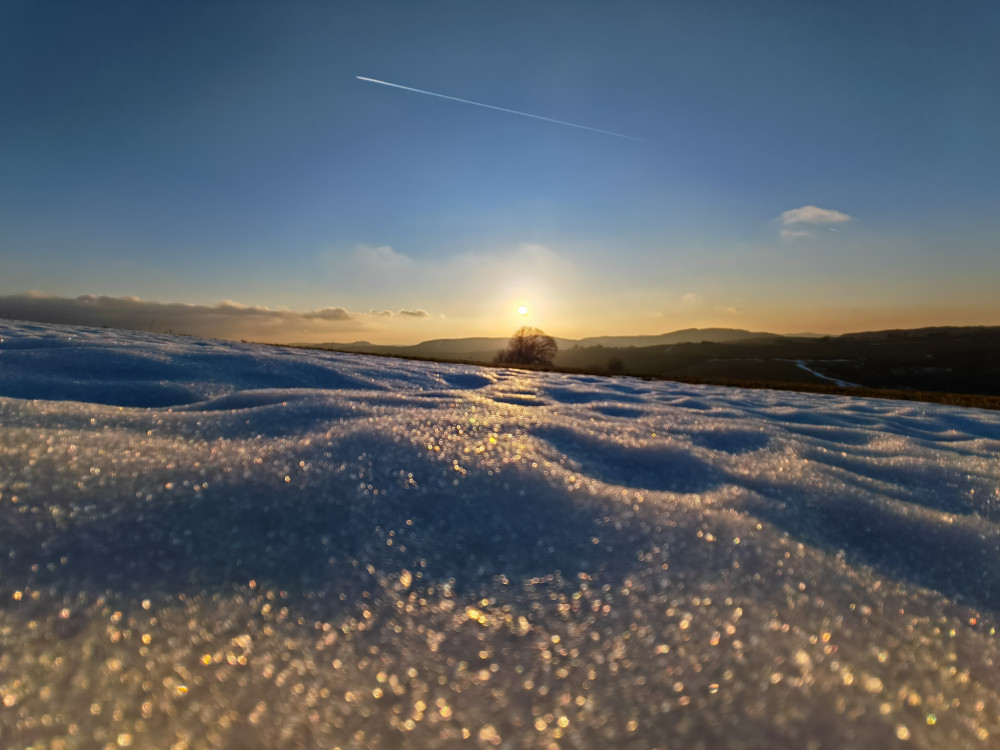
[495, 327, 558, 367]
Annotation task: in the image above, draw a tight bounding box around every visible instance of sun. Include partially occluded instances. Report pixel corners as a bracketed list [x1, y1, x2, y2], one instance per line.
[517, 304, 529, 316]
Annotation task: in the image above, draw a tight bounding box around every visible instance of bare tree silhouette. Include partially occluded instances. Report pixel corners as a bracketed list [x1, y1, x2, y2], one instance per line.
[495, 327, 558, 367]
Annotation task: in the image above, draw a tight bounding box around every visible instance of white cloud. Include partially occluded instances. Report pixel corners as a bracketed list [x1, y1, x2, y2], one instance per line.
[350, 244, 413, 273]
[385, 242, 578, 314]
[780, 205, 852, 225]
[322, 240, 582, 327]
[681, 293, 703, 305]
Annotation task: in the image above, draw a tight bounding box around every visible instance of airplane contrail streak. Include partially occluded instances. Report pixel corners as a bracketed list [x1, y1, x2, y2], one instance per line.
[356, 76, 646, 142]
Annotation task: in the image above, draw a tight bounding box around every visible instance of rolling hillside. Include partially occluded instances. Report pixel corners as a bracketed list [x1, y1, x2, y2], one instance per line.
[310, 326, 1000, 398]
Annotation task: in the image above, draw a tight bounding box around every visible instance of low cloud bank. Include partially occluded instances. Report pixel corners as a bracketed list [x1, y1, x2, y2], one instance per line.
[0, 293, 428, 343]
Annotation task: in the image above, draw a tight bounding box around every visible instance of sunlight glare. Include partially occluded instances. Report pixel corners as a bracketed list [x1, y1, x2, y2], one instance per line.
[517, 304, 529, 316]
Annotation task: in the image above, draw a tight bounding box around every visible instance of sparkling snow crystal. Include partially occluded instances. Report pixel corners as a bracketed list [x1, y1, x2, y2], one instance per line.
[1, 321, 999, 748]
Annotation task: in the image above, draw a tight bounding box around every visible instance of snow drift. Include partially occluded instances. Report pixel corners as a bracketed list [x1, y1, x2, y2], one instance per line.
[1, 320, 998, 748]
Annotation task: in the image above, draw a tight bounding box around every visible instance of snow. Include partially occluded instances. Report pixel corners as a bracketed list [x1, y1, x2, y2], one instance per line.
[1, 320, 999, 749]
[791, 360, 861, 388]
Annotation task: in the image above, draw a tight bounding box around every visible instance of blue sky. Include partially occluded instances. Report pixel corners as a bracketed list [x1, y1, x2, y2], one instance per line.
[2, 0, 998, 343]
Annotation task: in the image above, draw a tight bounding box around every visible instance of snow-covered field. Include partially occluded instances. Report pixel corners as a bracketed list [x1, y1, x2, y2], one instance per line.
[1, 320, 999, 749]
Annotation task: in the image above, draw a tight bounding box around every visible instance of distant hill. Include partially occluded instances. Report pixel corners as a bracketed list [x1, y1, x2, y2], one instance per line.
[313, 327, 786, 362]
[837, 326, 1000, 341]
[318, 337, 509, 362]
[303, 325, 1000, 399]
[573, 328, 783, 348]
[395, 337, 511, 354]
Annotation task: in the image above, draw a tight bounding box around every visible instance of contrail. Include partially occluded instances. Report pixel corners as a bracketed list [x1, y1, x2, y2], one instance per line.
[356, 76, 645, 142]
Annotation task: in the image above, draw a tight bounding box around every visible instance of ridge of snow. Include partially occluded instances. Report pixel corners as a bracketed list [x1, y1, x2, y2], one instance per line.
[1, 320, 998, 748]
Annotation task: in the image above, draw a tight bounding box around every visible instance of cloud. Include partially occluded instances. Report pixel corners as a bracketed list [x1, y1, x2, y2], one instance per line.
[780, 205, 852, 224]
[780, 229, 812, 240]
[681, 293, 703, 305]
[344, 243, 578, 329]
[304, 307, 353, 321]
[322, 240, 584, 329]
[349, 244, 414, 274]
[0, 293, 378, 343]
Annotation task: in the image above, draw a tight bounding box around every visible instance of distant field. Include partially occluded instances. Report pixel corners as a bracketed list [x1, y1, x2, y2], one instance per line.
[305, 326, 1000, 411]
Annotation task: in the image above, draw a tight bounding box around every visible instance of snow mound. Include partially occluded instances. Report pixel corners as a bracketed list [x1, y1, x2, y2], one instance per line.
[1, 320, 998, 748]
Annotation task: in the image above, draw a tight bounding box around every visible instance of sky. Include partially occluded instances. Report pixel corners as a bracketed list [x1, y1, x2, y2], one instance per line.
[1, 0, 998, 344]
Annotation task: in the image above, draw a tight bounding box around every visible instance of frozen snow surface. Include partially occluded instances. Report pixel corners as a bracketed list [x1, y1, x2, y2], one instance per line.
[1, 320, 999, 749]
